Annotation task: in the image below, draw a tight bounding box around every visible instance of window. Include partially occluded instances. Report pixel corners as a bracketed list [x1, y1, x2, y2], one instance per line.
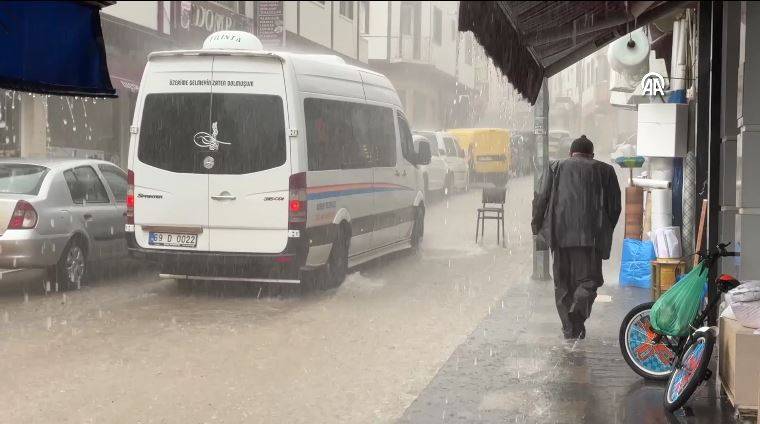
[0, 164, 48, 195]
[64, 166, 109, 204]
[400, 4, 412, 35]
[396, 113, 415, 164]
[433, 7, 442, 45]
[210, 94, 287, 174]
[360, 1, 370, 34]
[138, 93, 286, 175]
[339, 1, 354, 20]
[304, 98, 395, 170]
[369, 106, 397, 167]
[98, 164, 128, 203]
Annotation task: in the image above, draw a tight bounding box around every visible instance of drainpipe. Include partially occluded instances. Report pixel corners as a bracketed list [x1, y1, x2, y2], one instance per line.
[387, 1, 392, 62]
[356, 1, 360, 60]
[532, 79, 551, 281]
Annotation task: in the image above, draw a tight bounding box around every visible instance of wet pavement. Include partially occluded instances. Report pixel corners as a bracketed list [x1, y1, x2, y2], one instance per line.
[399, 269, 748, 423]
[0, 175, 753, 423]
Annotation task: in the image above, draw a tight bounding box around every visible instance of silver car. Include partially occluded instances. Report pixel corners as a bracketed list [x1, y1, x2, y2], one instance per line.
[0, 159, 128, 289]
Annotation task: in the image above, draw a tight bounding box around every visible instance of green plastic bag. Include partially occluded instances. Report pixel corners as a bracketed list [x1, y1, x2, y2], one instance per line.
[650, 262, 708, 337]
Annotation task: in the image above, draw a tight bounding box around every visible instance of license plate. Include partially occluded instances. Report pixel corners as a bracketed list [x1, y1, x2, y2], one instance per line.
[148, 232, 198, 248]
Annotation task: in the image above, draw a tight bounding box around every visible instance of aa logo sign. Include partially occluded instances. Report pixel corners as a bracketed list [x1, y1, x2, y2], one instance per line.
[641, 72, 665, 96]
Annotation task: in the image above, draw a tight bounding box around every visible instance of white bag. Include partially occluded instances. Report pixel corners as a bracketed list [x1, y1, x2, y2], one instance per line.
[727, 281, 760, 329]
[651, 226, 682, 259]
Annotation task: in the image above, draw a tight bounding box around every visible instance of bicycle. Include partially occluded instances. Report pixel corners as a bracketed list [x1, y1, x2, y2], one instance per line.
[618, 242, 740, 411]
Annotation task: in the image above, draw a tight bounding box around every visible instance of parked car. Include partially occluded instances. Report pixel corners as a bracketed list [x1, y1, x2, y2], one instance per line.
[412, 133, 447, 198]
[126, 31, 432, 290]
[414, 130, 469, 195]
[0, 159, 128, 289]
[447, 128, 510, 185]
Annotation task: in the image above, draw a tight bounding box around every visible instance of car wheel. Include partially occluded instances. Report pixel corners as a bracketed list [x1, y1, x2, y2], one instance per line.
[304, 226, 349, 292]
[325, 227, 349, 288]
[56, 238, 87, 290]
[411, 205, 425, 250]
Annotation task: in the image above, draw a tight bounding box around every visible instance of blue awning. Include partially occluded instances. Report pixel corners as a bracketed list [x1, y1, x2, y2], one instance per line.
[0, 1, 116, 97]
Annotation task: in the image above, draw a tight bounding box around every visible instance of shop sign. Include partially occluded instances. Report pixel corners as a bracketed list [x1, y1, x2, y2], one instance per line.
[173, 1, 254, 47]
[255, 1, 284, 47]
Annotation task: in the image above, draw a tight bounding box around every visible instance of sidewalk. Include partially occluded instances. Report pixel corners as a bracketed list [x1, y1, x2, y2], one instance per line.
[399, 267, 746, 423]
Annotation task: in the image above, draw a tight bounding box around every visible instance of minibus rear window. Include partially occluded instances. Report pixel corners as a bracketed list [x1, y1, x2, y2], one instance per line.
[138, 93, 286, 174]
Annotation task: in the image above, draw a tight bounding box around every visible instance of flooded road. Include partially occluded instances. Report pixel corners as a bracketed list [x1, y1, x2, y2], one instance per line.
[0, 177, 534, 423]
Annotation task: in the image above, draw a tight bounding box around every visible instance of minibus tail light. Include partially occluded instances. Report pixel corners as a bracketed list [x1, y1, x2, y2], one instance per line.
[126, 170, 135, 228]
[288, 172, 307, 229]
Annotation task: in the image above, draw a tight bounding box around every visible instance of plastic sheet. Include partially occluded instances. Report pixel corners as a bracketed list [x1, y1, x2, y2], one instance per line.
[651, 188, 673, 230]
[619, 239, 656, 288]
[728, 281, 760, 329]
[651, 226, 683, 258]
[632, 178, 671, 189]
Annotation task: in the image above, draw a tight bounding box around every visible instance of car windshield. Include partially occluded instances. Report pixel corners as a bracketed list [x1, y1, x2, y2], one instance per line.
[0, 164, 49, 195]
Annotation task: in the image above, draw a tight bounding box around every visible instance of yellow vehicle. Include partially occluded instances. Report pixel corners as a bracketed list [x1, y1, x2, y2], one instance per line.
[447, 128, 511, 182]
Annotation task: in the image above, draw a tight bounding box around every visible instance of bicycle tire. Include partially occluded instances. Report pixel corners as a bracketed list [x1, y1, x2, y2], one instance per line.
[619, 302, 676, 380]
[664, 330, 715, 412]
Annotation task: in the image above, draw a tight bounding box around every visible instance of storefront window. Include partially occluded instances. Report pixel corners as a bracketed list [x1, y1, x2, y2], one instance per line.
[0, 90, 21, 158]
[47, 96, 120, 164]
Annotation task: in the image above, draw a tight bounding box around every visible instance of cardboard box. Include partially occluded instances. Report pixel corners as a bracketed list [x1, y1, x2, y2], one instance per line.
[719, 316, 760, 415]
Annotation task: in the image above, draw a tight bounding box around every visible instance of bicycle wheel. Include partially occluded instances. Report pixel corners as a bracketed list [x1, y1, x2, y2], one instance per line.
[664, 330, 715, 412]
[619, 302, 676, 380]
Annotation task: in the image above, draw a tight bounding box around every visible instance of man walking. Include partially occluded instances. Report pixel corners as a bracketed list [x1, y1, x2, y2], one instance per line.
[531, 135, 621, 339]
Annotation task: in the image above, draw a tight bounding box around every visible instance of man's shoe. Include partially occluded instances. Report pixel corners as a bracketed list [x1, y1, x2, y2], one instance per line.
[577, 327, 586, 339]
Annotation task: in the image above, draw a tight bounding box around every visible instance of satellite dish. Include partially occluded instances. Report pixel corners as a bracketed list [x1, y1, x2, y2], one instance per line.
[203, 31, 264, 51]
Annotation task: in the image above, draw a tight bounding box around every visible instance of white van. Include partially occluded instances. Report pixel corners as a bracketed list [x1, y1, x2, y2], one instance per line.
[126, 32, 431, 289]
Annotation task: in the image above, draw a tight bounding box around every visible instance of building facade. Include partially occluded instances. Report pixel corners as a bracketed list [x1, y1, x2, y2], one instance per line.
[1, 1, 519, 169]
[365, 1, 484, 130]
[547, 47, 638, 153]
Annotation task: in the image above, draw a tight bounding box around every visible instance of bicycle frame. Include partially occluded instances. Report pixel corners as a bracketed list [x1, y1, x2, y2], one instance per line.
[651, 243, 740, 365]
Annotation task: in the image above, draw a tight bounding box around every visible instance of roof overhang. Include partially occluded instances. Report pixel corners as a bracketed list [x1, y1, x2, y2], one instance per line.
[459, 1, 691, 104]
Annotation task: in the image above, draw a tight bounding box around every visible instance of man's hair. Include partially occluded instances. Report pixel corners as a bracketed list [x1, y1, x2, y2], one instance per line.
[570, 135, 594, 155]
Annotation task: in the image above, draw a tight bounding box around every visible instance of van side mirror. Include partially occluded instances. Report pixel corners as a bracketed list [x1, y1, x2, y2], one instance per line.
[416, 140, 431, 165]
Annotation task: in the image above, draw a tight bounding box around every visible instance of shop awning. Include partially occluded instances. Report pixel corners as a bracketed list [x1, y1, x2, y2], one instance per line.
[0, 1, 116, 97]
[459, 1, 690, 104]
